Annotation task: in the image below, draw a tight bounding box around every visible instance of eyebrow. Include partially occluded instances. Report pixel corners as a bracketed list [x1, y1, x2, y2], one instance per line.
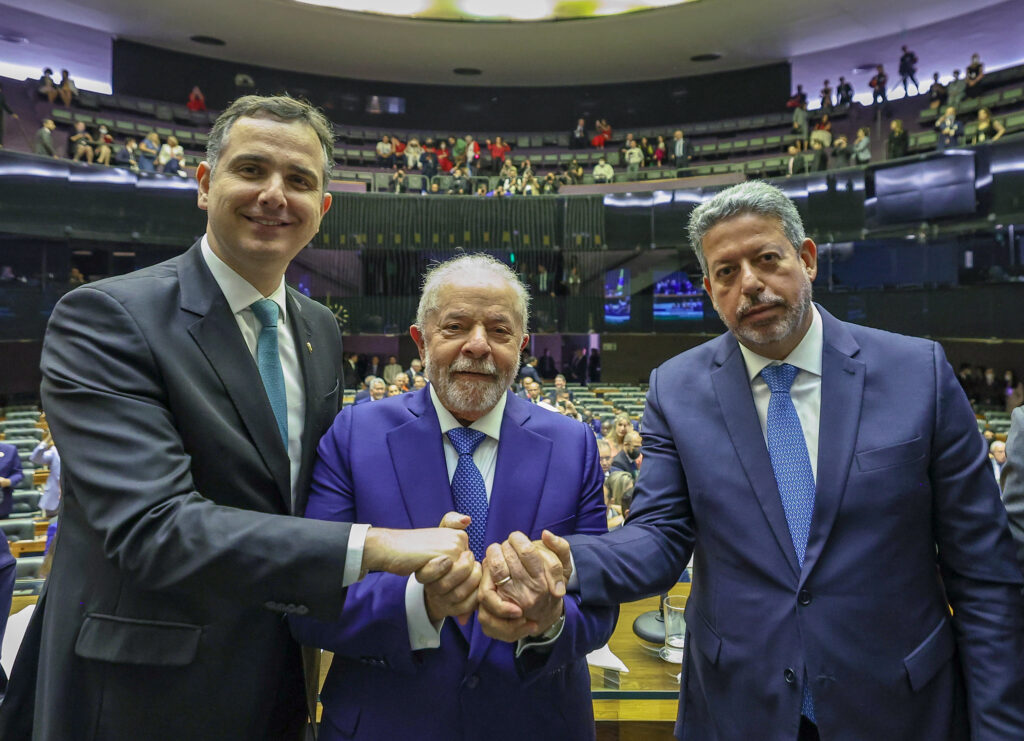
[226, 153, 320, 186]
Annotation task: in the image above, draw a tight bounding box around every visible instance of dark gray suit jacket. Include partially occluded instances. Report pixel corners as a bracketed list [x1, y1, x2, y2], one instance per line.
[0, 243, 351, 740]
[1000, 406, 1024, 576]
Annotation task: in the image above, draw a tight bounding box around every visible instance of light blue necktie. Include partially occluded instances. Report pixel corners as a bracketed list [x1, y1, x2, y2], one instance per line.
[761, 362, 817, 723]
[251, 299, 288, 448]
[446, 427, 488, 561]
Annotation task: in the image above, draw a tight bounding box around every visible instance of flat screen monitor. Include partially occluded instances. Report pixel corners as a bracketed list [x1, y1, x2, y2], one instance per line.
[653, 270, 703, 321]
[604, 268, 631, 325]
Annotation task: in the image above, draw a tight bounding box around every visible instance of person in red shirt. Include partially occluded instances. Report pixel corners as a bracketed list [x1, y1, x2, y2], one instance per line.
[487, 136, 511, 175]
[437, 140, 453, 172]
[591, 119, 612, 148]
[187, 86, 206, 112]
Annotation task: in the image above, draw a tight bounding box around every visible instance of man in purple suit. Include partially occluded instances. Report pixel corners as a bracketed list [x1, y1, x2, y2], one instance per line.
[486, 181, 1024, 740]
[290, 254, 616, 740]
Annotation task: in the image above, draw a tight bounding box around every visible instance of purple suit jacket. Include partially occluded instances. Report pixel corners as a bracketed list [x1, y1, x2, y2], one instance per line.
[291, 389, 616, 741]
[569, 306, 1024, 741]
[0, 443, 24, 519]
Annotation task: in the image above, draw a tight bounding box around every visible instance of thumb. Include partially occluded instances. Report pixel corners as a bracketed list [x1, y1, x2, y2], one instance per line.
[439, 511, 472, 530]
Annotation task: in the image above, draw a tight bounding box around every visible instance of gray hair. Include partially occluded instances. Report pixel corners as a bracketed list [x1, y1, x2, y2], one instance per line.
[415, 253, 530, 334]
[687, 180, 806, 276]
[206, 94, 335, 192]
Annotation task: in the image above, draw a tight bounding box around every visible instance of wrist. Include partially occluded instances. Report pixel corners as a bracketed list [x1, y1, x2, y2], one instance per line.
[362, 527, 393, 573]
[530, 600, 565, 638]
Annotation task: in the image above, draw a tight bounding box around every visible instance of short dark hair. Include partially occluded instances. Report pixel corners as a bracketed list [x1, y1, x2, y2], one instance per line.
[206, 94, 335, 191]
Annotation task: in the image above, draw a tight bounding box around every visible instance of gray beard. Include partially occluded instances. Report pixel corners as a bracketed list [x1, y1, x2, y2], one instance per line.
[424, 347, 520, 419]
[720, 278, 813, 350]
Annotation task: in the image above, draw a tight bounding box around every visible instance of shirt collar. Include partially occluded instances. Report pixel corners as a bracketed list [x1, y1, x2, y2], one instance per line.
[738, 303, 823, 383]
[201, 235, 288, 321]
[429, 384, 506, 441]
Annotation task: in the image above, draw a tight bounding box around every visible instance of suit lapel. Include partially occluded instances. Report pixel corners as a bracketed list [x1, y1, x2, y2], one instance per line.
[711, 336, 801, 578]
[385, 391, 454, 530]
[288, 291, 318, 516]
[179, 244, 292, 511]
[467, 393, 552, 670]
[801, 308, 864, 583]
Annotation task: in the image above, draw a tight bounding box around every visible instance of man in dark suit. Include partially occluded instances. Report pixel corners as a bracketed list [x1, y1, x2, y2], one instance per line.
[0, 441, 24, 519]
[519, 355, 541, 384]
[0, 535, 14, 695]
[342, 351, 360, 390]
[291, 254, 616, 740]
[0, 95, 466, 741]
[999, 407, 1024, 574]
[545, 373, 574, 404]
[486, 181, 1024, 740]
[610, 430, 641, 477]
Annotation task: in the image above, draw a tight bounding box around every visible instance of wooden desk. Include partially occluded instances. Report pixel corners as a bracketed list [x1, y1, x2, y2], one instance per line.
[10, 538, 46, 557]
[34, 519, 51, 538]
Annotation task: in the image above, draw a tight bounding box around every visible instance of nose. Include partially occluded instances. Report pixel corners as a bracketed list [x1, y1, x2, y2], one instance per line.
[461, 324, 491, 358]
[738, 261, 764, 296]
[258, 173, 287, 210]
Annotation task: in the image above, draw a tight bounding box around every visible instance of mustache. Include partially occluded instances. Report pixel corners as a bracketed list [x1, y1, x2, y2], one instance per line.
[448, 358, 498, 376]
[737, 292, 786, 319]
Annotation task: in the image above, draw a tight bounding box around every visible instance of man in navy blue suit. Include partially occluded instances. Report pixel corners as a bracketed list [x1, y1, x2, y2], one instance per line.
[0, 441, 24, 519]
[291, 254, 615, 740]
[485, 181, 1024, 740]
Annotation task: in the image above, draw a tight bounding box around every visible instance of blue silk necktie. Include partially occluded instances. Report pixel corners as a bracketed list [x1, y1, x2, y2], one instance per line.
[761, 362, 816, 723]
[250, 299, 288, 447]
[446, 427, 488, 561]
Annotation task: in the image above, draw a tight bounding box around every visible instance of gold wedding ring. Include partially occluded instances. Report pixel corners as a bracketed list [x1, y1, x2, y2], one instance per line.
[495, 575, 513, 586]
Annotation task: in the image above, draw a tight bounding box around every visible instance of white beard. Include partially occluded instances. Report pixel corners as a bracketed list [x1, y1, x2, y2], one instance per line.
[424, 347, 519, 419]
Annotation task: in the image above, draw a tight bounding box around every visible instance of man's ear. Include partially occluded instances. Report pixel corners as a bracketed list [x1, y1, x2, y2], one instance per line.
[196, 162, 211, 211]
[410, 325, 426, 359]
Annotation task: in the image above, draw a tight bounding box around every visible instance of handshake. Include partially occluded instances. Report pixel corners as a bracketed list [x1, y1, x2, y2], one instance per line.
[363, 513, 572, 642]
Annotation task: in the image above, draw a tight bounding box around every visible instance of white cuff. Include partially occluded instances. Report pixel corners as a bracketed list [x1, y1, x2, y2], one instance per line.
[566, 551, 579, 592]
[341, 523, 370, 587]
[515, 613, 565, 657]
[405, 575, 444, 650]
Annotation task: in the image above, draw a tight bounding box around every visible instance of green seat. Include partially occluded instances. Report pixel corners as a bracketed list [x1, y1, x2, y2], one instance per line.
[1005, 111, 1024, 132]
[711, 164, 730, 174]
[979, 93, 1001, 109]
[95, 117, 114, 129]
[51, 108, 73, 125]
[155, 126, 173, 137]
[114, 119, 135, 134]
[72, 112, 94, 125]
[729, 162, 746, 173]
[745, 159, 764, 173]
[717, 141, 734, 154]
[764, 136, 781, 148]
[1001, 88, 1023, 105]
[732, 139, 749, 152]
[748, 137, 764, 150]
[695, 166, 712, 176]
[919, 108, 938, 122]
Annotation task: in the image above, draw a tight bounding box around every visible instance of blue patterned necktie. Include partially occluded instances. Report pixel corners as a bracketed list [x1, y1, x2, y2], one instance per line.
[250, 299, 288, 447]
[446, 427, 488, 561]
[760, 362, 817, 723]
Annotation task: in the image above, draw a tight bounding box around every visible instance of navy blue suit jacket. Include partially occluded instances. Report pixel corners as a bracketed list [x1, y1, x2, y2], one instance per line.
[568, 306, 1024, 740]
[291, 388, 617, 740]
[0, 443, 24, 519]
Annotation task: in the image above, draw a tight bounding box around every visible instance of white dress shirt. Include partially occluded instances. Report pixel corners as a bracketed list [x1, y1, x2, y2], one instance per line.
[201, 237, 366, 586]
[736, 304, 824, 480]
[30, 442, 61, 512]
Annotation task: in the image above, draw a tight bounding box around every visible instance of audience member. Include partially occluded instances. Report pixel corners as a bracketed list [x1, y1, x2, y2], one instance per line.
[791, 102, 808, 149]
[965, 53, 985, 95]
[869, 64, 888, 104]
[404, 138, 423, 170]
[610, 430, 642, 477]
[898, 45, 919, 95]
[604, 470, 635, 529]
[419, 146, 439, 179]
[638, 136, 654, 166]
[94, 125, 114, 166]
[596, 439, 613, 479]
[158, 135, 185, 175]
[566, 158, 584, 184]
[935, 106, 962, 150]
[376, 134, 395, 168]
[808, 139, 828, 172]
[571, 117, 588, 149]
[382, 355, 403, 384]
[852, 126, 871, 164]
[809, 113, 832, 148]
[593, 156, 614, 183]
[991, 440, 1007, 487]
[460, 134, 480, 175]
[785, 144, 807, 176]
[386, 384, 401, 397]
[519, 355, 541, 383]
[836, 76, 854, 106]
[487, 136, 511, 174]
[671, 129, 690, 168]
[187, 86, 207, 112]
[819, 79, 833, 111]
[1005, 370, 1024, 412]
[0, 82, 16, 148]
[946, 69, 966, 110]
[56, 69, 77, 107]
[448, 166, 470, 195]
[624, 140, 644, 177]
[32, 119, 58, 158]
[977, 367, 1004, 406]
[357, 377, 388, 403]
[0, 439, 23, 518]
[928, 72, 948, 110]
[138, 132, 160, 171]
[388, 169, 408, 193]
[38, 68, 58, 103]
[886, 118, 908, 159]
[653, 135, 667, 165]
[30, 432, 61, 518]
[591, 118, 612, 148]
[114, 137, 139, 170]
[603, 412, 631, 456]
[412, 374, 428, 390]
[540, 172, 560, 194]
[67, 122, 94, 163]
[436, 140, 452, 172]
[972, 107, 1005, 144]
[786, 84, 807, 109]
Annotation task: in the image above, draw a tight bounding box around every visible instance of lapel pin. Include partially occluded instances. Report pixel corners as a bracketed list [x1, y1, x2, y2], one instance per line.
[306, 342, 313, 354]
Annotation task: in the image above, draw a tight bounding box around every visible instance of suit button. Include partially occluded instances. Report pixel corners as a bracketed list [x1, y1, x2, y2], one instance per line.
[784, 668, 796, 684]
[465, 675, 480, 689]
[798, 589, 811, 606]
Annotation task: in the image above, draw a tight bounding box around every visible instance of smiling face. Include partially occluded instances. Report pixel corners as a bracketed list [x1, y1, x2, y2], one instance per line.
[197, 116, 332, 294]
[702, 212, 816, 360]
[411, 273, 528, 423]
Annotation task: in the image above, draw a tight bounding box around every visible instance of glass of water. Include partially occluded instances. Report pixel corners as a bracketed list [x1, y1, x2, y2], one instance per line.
[659, 594, 687, 663]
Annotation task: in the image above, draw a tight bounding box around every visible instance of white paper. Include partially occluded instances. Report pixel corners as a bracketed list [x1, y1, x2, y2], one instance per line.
[586, 643, 629, 673]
